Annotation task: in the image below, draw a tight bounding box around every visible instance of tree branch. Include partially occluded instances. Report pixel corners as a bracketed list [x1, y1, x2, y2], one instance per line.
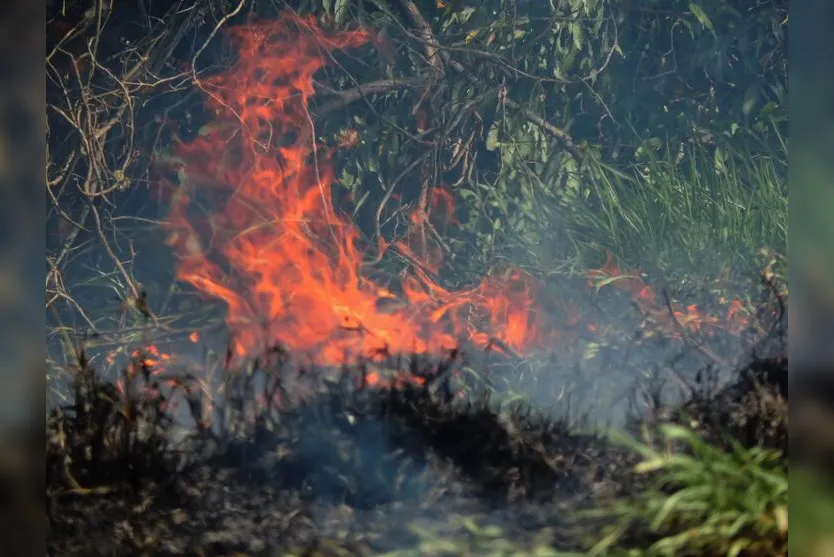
[398, 0, 444, 75]
[445, 57, 584, 163]
[313, 76, 425, 114]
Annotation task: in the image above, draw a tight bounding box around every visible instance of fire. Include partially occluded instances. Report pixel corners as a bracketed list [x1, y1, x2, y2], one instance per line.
[107, 344, 173, 395]
[586, 254, 750, 337]
[162, 14, 552, 365]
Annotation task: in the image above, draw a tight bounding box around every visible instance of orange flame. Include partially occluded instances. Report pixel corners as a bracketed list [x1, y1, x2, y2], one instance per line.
[587, 254, 750, 337]
[162, 14, 553, 365]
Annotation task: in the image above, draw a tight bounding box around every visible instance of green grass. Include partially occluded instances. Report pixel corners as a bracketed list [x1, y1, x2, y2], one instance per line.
[498, 132, 788, 291]
[585, 425, 787, 557]
[564, 140, 787, 280]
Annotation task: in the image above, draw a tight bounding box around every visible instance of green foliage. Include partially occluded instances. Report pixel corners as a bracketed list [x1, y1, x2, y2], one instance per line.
[586, 424, 788, 557]
[291, 0, 788, 284]
[558, 136, 787, 278]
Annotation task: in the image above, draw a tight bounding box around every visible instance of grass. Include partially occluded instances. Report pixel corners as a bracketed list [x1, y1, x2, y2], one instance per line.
[44, 133, 793, 556]
[512, 135, 788, 292]
[382, 421, 791, 557]
[587, 425, 788, 557]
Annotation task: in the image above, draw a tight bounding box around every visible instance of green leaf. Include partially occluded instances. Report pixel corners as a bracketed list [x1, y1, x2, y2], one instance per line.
[743, 81, 762, 117]
[351, 190, 370, 219]
[728, 538, 750, 557]
[652, 486, 710, 530]
[460, 516, 479, 533]
[486, 123, 500, 151]
[592, 274, 642, 291]
[634, 457, 670, 474]
[340, 169, 355, 188]
[334, 0, 349, 25]
[689, 3, 716, 36]
[571, 23, 584, 52]
[714, 145, 726, 174]
[458, 6, 476, 23]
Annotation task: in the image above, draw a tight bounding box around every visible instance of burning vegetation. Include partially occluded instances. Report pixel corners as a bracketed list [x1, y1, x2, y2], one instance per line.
[160, 15, 555, 364]
[45, 7, 791, 557]
[46, 322, 787, 556]
[155, 13, 767, 376]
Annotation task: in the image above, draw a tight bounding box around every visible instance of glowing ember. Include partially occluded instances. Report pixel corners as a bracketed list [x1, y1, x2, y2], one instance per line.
[586, 254, 750, 337]
[162, 14, 553, 364]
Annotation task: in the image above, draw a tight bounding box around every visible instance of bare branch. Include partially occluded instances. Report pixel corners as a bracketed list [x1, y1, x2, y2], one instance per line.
[398, 0, 444, 75]
[313, 76, 425, 114]
[444, 57, 584, 163]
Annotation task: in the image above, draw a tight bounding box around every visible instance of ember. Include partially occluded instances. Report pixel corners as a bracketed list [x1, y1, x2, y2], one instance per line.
[586, 253, 751, 338]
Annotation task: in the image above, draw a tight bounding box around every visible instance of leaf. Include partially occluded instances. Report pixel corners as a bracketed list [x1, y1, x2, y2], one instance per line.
[681, 18, 695, 39]
[458, 188, 477, 201]
[728, 538, 750, 557]
[714, 145, 726, 175]
[689, 3, 716, 36]
[652, 486, 710, 530]
[571, 23, 584, 52]
[458, 6, 476, 23]
[351, 190, 370, 219]
[743, 81, 762, 117]
[634, 457, 670, 474]
[592, 274, 641, 291]
[334, 0, 349, 25]
[460, 516, 479, 533]
[479, 525, 503, 538]
[340, 169, 355, 188]
[486, 123, 500, 151]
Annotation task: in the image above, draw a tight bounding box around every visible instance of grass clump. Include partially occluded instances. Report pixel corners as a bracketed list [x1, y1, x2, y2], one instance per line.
[578, 142, 786, 276]
[587, 424, 787, 557]
[515, 139, 787, 293]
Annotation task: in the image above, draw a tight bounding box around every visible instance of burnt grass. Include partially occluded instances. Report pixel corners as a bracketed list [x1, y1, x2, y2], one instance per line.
[47, 324, 788, 556]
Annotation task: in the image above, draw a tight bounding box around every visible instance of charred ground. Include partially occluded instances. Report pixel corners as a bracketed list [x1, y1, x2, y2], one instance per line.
[46, 312, 787, 557]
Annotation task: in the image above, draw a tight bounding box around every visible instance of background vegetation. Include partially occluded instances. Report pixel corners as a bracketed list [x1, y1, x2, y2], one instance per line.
[47, 0, 787, 351]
